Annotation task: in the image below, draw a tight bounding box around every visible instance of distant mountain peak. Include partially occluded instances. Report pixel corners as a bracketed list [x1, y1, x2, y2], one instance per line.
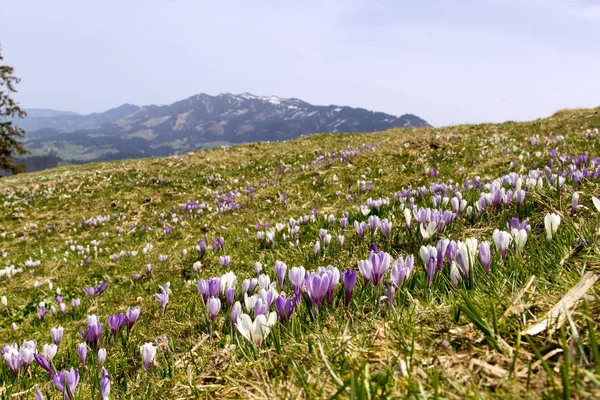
[21, 92, 430, 168]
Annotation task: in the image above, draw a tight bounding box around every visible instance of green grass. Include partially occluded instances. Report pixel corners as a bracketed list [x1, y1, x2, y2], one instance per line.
[0, 107, 599, 399]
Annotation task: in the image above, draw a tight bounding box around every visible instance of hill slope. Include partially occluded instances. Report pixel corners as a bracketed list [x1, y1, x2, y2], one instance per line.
[20, 93, 429, 166]
[1, 108, 599, 399]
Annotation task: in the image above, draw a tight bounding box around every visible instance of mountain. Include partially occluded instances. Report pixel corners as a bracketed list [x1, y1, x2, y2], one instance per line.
[20, 93, 430, 168]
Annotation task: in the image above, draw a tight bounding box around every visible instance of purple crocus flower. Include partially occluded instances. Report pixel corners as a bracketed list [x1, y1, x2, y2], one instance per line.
[479, 242, 491, 274]
[275, 295, 294, 323]
[207, 297, 221, 322]
[52, 368, 79, 400]
[445, 240, 458, 264]
[86, 315, 103, 348]
[126, 306, 141, 331]
[219, 255, 230, 267]
[390, 255, 414, 288]
[419, 245, 437, 288]
[313, 240, 321, 258]
[107, 313, 126, 337]
[71, 298, 81, 309]
[35, 388, 45, 400]
[225, 286, 235, 307]
[197, 280, 210, 303]
[50, 326, 64, 347]
[3, 345, 20, 376]
[305, 272, 330, 309]
[159, 254, 168, 263]
[95, 281, 108, 296]
[341, 270, 357, 306]
[253, 298, 269, 317]
[493, 229, 512, 260]
[274, 260, 287, 291]
[288, 266, 306, 296]
[436, 238, 450, 270]
[323, 265, 340, 304]
[37, 303, 47, 320]
[380, 219, 392, 239]
[34, 353, 55, 376]
[197, 240, 207, 259]
[354, 221, 366, 240]
[358, 251, 391, 286]
[231, 301, 242, 329]
[100, 368, 111, 400]
[76, 343, 87, 368]
[84, 287, 96, 298]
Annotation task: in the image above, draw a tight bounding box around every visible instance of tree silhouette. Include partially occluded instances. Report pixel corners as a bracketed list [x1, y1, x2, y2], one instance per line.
[0, 45, 28, 176]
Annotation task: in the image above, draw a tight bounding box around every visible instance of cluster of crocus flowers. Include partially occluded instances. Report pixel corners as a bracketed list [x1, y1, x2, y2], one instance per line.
[52, 368, 79, 399]
[84, 281, 108, 299]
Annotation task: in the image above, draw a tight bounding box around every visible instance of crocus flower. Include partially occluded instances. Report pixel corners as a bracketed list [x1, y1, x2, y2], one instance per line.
[404, 208, 412, 228]
[450, 262, 461, 286]
[231, 301, 242, 329]
[100, 367, 111, 400]
[225, 287, 235, 306]
[571, 192, 579, 216]
[52, 368, 79, 400]
[126, 306, 141, 331]
[207, 297, 221, 322]
[140, 343, 157, 372]
[323, 265, 340, 304]
[274, 260, 287, 291]
[41, 343, 58, 361]
[358, 251, 392, 286]
[108, 313, 126, 338]
[288, 266, 306, 296]
[34, 353, 55, 376]
[37, 302, 47, 320]
[254, 262, 263, 277]
[341, 270, 357, 306]
[35, 388, 45, 400]
[219, 255, 230, 267]
[492, 230, 512, 260]
[511, 228, 528, 253]
[50, 326, 64, 347]
[305, 272, 330, 309]
[76, 342, 87, 368]
[338, 235, 345, 249]
[479, 242, 491, 274]
[155, 282, 170, 313]
[3, 345, 20, 376]
[436, 239, 450, 270]
[420, 221, 437, 240]
[544, 213, 561, 242]
[593, 196, 600, 213]
[86, 315, 103, 348]
[390, 255, 414, 288]
[313, 240, 321, 258]
[236, 312, 277, 347]
[98, 348, 107, 366]
[275, 295, 294, 323]
[419, 245, 437, 287]
[71, 299, 81, 309]
[354, 221, 366, 240]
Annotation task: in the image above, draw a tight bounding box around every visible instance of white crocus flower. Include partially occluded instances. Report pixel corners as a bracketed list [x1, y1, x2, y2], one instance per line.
[544, 213, 561, 242]
[236, 312, 277, 347]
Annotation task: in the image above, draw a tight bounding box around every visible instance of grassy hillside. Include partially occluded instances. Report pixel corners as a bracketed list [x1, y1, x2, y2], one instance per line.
[1, 107, 600, 399]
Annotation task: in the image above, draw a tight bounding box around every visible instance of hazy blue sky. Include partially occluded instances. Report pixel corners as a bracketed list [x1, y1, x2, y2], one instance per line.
[1, 0, 599, 126]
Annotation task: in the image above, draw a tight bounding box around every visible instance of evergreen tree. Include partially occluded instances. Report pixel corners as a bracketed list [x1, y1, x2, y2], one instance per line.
[0, 45, 28, 176]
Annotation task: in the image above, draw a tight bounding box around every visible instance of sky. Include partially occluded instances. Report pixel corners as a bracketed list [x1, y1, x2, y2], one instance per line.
[1, 0, 599, 127]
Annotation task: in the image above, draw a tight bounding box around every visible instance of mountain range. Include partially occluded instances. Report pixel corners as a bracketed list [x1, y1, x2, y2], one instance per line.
[18, 93, 430, 168]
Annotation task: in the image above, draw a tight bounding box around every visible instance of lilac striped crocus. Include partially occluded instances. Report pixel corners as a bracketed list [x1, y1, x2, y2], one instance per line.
[305, 272, 330, 310]
[492, 229, 512, 260]
[479, 241, 491, 274]
[231, 301, 242, 329]
[86, 315, 103, 348]
[50, 326, 64, 347]
[207, 297, 221, 322]
[436, 238, 450, 270]
[274, 260, 287, 291]
[341, 270, 357, 306]
[155, 282, 170, 314]
[34, 353, 55, 376]
[76, 342, 87, 367]
[380, 219, 392, 239]
[419, 245, 437, 288]
[390, 255, 414, 288]
[52, 368, 79, 399]
[358, 251, 391, 286]
[219, 255, 230, 267]
[126, 306, 141, 331]
[323, 265, 340, 304]
[275, 295, 294, 323]
[288, 266, 306, 296]
[354, 221, 367, 240]
[100, 367, 111, 400]
[108, 313, 126, 338]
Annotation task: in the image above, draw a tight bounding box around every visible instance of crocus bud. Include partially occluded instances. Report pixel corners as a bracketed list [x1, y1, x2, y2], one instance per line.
[98, 348, 107, 366]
